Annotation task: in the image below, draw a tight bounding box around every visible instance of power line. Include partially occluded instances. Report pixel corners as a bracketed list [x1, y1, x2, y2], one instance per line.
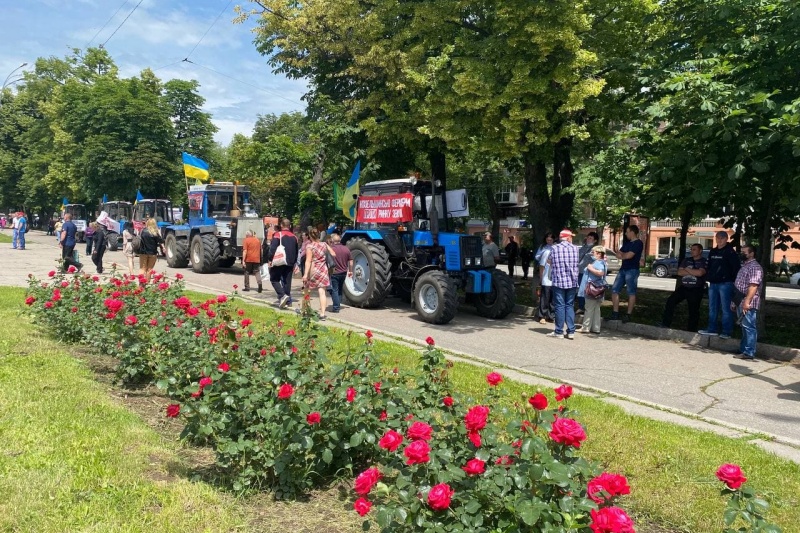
[184, 0, 234, 61]
[152, 60, 185, 72]
[86, 0, 130, 48]
[101, 0, 145, 48]
[182, 58, 303, 106]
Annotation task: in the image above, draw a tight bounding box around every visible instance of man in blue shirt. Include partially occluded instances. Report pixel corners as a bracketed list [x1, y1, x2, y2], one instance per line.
[610, 225, 644, 323]
[60, 213, 83, 272]
[16, 212, 27, 250]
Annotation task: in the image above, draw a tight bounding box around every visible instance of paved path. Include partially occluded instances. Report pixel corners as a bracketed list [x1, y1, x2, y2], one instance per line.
[7, 232, 800, 462]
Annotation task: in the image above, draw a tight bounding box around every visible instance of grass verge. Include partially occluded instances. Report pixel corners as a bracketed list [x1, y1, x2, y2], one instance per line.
[513, 280, 800, 349]
[0, 232, 12, 243]
[4, 286, 799, 532]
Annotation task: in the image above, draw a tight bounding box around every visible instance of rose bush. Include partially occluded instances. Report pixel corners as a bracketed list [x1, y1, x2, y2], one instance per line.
[715, 464, 781, 533]
[26, 269, 638, 530]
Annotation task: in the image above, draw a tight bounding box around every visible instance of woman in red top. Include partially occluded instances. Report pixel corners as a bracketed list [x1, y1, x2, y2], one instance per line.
[302, 227, 335, 320]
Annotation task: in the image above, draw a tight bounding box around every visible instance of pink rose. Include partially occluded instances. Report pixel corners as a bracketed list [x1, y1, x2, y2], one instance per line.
[461, 458, 485, 476]
[427, 483, 453, 511]
[555, 384, 573, 401]
[166, 404, 180, 418]
[378, 429, 404, 452]
[486, 372, 503, 386]
[353, 497, 372, 516]
[716, 463, 747, 490]
[464, 405, 490, 432]
[403, 440, 430, 465]
[406, 421, 433, 441]
[587, 473, 631, 503]
[199, 376, 213, 389]
[589, 507, 635, 533]
[549, 418, 587, 448]
[467, 431, 482, 448]
[346, 387, 357, 402]
[354, 467, 382, 495]
[217, 362, 230, 372]
[306, 412, 321, 425]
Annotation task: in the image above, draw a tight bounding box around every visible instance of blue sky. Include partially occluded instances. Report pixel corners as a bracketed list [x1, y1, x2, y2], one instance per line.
[0, 0, 307, 145]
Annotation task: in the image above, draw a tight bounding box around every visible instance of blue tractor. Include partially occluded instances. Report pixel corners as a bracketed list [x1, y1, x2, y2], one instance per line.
[100, 200, 132, 251]
[162, 182, 265, 274]
[341, 178, 515, 324]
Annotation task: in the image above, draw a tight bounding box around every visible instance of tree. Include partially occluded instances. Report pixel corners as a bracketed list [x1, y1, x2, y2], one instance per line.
[163, 78, 218, 163]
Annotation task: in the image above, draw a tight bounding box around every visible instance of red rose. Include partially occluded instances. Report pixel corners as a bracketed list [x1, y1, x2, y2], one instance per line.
[529, 392, 549, 410]
[241, 318, 252, 327]
[587, 473, 631, 503]
[486, 372, 503, 386]
[353, 497, 372, 517]
[427, 483, 454, 511]
[365, 330, 373, 339]
[307, 412, 321, 425]
[278, 383, 295, 399]
[379, 429, 404, 451]
[260, 348, 267, 356]
[354, 467, 382, 495]
[218, 362, 230, 372]
[48, 270, 56, 277]
[103, 298, 124, 313]
[379, 411, 388, 422]
[373, 382, 381, 393]
[70, 307, 78, 313]
[716, 463, 747, 490]
[425, 336, 435, 346]
[589, 507, 635, 533]
[206, 309, 216, 318]
[346, 387, 357, 402]
[124, 315, 138, 326]
[442, 396, 454, 407]
[158, 282, 169, 291]
[406, 421, 433, 441]
[44, 301, 54, 309]
[173, 296, 192, 310]
[464, 405, 490, 432]
[461, 458, 486, 476]
[199, 376, 213, 389]
[92, 275, 100, 282]
[467, 431, 482, 448]
[186, 307, 199, 317]
[403, 440, 430, 465]
[286, 329, 296, 337]
[555, 384, 573, 402]
[191, 390, 202, 398]
[549, 418, 587, 448]
[217, 295, 227, 303]
[176, 273, 184, 280]
[232, 284, 238, 290]
[104, 312, 115, 319]
[166, 404, 180, 418]
[67, 265, 77, 273]
[25, 296, 36, 306]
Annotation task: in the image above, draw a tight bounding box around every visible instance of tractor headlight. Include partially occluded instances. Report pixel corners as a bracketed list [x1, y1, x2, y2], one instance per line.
[475, 257, 482, 266]
[465, 258, 472, 266]
[222, 239, 230, 247]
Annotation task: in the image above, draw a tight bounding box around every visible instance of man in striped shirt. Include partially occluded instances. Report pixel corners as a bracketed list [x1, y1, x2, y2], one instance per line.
[732, 244, 763, 361]
[546, 229, 580, 339]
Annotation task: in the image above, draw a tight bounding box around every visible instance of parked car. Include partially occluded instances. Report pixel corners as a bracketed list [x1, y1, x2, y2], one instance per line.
[651, 250, 711, 278]
[604, 249, 621, 274]
[790, 272, 800, 286]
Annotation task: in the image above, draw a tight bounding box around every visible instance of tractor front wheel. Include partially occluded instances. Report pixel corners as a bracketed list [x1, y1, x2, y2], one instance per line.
[191, 234, 220, 273]
[344, 238, 391, 308]
[474, 269, 516, 319]
[413, 270, 458, 325]
[165, 233, 189, 268]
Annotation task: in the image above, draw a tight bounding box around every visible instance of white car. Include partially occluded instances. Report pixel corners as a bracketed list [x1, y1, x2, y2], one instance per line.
[790, 272, 800, 286]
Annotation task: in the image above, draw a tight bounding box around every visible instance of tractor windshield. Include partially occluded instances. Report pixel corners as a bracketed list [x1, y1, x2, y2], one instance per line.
[206, 191, 246, 217]
[104, 203, 132, 221]
[65, 205, 86, 220]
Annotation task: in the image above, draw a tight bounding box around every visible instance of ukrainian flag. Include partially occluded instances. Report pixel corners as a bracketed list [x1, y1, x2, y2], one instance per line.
[342, 160, 361, 220]
[135, 190, 144, 206]
[182, 152, 210, 181]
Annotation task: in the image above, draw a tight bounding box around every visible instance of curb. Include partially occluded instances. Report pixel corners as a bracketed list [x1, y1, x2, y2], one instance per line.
[512, 304, 799, 363]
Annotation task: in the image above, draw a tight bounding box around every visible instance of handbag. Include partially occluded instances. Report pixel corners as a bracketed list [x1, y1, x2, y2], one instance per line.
[585, 279, 607, 299]
[325, 246, 336, 270]
[259, 263, 270, 279]
[272, 232, 288, 266]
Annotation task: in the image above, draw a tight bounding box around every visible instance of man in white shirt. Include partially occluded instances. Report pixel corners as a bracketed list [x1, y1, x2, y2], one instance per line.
[11, 213, 19, 249]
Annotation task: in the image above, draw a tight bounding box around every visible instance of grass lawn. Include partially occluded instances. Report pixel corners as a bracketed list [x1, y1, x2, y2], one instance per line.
[3, 286, 799, 532]
[513, 280, 800, 349]
[0, 232, 12, 243]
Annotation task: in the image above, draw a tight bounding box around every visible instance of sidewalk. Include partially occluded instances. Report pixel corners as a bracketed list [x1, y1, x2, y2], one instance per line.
[8, 232, 800, 464]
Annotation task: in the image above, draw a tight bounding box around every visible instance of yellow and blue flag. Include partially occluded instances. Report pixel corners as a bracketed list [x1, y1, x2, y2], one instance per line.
[182, 152, 210, 181]
[342, 160, 361, 220]
[135, 190, 144, 206]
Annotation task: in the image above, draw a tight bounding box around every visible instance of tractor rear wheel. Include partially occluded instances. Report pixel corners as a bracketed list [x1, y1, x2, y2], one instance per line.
[165, 233, 189, 268]
[413, 270, 458, 325]
[191, 234, 220, 273]
[219, 257, 237, 268]
[344, 238, 391, 308]
[107, 232, 119, 251]
[474, 269, 516, 319]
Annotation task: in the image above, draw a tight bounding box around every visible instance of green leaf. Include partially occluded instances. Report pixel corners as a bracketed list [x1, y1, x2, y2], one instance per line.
[349, 432, 363, 447]
[465, 499, 482, 515]
[517, 500, 541, 526]
[322, 448, 332, 464]
[724, 507, 738, 526]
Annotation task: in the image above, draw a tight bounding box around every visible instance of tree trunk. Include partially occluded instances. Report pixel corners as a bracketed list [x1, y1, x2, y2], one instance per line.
[755, 180, 776, 336]
[675, 203, 694, 289]
[523, 154, 550, 250]
[299, 149, 327, 231]
[550, 138, 575, 232]
[483, 183, 501, 243]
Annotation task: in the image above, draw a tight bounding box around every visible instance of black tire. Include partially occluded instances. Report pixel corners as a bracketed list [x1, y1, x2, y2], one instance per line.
[413, 270, 458, 324]
[344, 238, 391, 308]
[474, 269, 516, 319]
[108, 232, 119, 252]
[653, 264, 669, 278]
[219, 257, 237, 268]
[191, 233, 220, 273]
[165, 233, 189, 268]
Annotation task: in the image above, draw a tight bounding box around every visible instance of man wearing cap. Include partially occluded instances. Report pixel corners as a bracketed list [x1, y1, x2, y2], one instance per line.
[546, 229, 580, 339]
[482, 232, 500, 268]
[699, 231, 740, 339]
[610, 225, 644, 323]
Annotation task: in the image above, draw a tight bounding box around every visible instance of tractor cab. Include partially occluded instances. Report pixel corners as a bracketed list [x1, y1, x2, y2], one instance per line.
[133, 199, 174, 234]
[99, 200, 133, 250]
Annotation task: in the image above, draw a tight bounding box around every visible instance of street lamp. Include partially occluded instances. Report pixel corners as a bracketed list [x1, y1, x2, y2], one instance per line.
[1, 62, 28, 107]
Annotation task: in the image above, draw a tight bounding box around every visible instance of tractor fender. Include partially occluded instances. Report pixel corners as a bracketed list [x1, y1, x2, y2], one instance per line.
[189, 225, 217, 237]
[341, 230, 383, 246]
[165, 224, 191, 238]
[411, 264, 443, 291]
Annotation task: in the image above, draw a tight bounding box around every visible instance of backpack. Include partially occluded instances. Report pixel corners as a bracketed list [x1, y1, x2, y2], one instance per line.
[131, 234, 143, 255]
[272, 232, 288, 266]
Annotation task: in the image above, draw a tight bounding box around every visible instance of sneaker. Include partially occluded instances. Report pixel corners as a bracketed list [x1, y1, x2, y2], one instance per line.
[539, 318, 547, 324]
[566, 333, 575, 340]
[279, 295, 290, 308]
[242, 287, 251, 292]
[621, 314, 631, 324]
[719, 334, 731, 340]
[319, 315, 327, 321]
[733, 354, 757, 361]
[609, 312, 620, 321]
[698, 330, 718, 336]
[545, 332, 563, 338]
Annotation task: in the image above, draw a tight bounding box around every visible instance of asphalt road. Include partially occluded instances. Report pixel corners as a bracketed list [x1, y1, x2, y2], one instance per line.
[6, 231, 800, 458]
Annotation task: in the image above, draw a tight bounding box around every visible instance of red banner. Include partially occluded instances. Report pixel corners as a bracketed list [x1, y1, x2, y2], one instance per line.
[356, 193, 414, 223]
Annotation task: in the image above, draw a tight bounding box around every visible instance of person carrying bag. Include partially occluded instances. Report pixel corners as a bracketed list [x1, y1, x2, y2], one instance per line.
[578, 246, 608, 334]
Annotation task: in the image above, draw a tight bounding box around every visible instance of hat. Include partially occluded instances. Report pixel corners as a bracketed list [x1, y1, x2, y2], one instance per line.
[559, 228, 574, 239]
